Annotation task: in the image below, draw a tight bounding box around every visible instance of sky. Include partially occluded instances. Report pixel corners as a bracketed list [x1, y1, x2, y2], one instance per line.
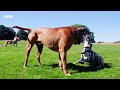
[0, 11, 120, 42]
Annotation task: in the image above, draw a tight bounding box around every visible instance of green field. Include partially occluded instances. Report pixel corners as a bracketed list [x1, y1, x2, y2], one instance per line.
[0, 40, 120, 79]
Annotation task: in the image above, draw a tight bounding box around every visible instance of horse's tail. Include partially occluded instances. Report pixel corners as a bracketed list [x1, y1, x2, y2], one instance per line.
[12, 26, 32, 32]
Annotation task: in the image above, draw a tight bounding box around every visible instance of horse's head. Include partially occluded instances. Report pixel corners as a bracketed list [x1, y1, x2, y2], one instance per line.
[73, 26, 91, 44]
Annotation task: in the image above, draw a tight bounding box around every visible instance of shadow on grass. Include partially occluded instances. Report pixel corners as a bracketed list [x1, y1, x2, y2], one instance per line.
[48, 62, 112, 73]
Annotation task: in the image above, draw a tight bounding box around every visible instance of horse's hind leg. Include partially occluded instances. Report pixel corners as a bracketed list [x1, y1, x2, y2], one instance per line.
[24, 40, 34, 67]
[58, 53, 63, 70]
[35, 43, 43, 66]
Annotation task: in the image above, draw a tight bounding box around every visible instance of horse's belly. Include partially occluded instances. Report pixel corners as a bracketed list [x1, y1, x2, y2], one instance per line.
[46, 44, 59, 52]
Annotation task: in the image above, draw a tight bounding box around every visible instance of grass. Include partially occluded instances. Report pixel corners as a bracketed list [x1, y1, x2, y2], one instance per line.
[0, 40, 120, 79]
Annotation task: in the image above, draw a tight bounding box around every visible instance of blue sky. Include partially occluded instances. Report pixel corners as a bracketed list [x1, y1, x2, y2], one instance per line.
[0, 11, 120, 42]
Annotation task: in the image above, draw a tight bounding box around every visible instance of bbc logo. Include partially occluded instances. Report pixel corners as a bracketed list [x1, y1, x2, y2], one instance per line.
[4, 15, 13, 18]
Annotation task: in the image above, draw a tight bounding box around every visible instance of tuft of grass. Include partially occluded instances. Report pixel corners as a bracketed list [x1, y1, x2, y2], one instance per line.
[0, 40, 120, 79]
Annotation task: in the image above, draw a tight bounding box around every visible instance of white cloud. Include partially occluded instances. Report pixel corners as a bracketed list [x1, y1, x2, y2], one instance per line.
[3, 15, 13, 19]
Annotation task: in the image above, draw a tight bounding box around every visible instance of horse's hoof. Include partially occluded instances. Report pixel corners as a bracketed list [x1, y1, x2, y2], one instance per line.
[65, 73, 71, 76]
[23, 65, 28, 68]
[37, 64, 42, 67]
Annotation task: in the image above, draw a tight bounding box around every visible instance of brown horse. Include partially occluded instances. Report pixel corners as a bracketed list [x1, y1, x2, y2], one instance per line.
[12, 26, 89, 76]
